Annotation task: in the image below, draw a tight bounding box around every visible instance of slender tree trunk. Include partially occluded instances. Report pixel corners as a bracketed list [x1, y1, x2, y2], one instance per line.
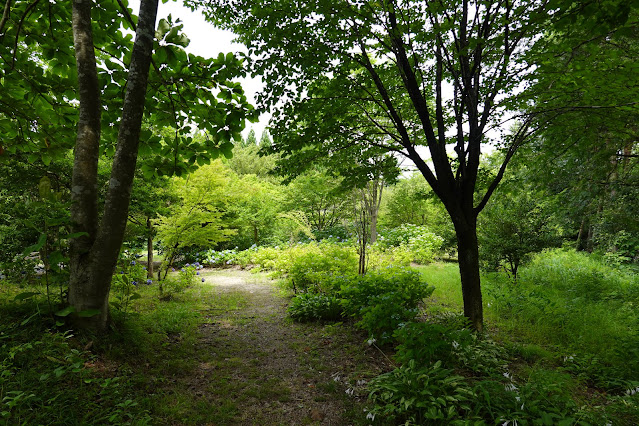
[576, 218, 586, 251]
[453, 217, 483, 332]
[354, 198, 369, 275]
[147, 217, 154, 278]
[68, 0, 159, 331]
[369, 180, 383, 244]
[68, 0, 103, 327]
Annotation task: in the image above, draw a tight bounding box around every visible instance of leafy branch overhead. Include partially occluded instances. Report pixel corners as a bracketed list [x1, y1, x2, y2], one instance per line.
[0, 1, 256, 176]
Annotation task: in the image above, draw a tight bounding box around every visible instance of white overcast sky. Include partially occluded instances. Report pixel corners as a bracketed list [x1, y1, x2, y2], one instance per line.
[128, 0, 270, 139]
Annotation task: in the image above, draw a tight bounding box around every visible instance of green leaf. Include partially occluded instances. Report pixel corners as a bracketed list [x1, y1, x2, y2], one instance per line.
[14, 292, 40, 301]
[77, 309, 101, 318]
[55, 306, 76, 317]
[220, 142, 234, 159]
[129, 292, 142, 301]
[41, 151, 51, 166]
[21, 313, 39, 326]
[155, 18, 171, 40]
[22, 233, 46, 257]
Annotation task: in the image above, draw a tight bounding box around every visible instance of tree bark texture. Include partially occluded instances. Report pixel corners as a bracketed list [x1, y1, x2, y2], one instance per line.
[453, 216, 484, 332]
[68, 0, 159, 331]
[68, 0, 103, 327]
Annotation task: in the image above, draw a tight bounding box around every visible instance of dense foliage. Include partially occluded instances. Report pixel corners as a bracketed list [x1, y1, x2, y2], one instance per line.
[0, 0, 638, 423]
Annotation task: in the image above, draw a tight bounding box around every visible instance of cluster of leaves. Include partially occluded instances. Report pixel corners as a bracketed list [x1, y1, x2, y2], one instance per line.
[154, 161, 237, 273]
[0, 1, 254, 175]
[367, 312, 600, 424]
[202, 248, 239, 267]
[340, 267, 434, 344]
[368, 224, 444, 267]
[367, 359, 475, 424]
[285, 243, 358, 293]
[0, 267, 218, 424]
[393, 318, 506, 376]
[478, 171, 563, 279]
[110, 254, 149, 318]
[232, 241, 359, 284]
[287, 293, 342, 322]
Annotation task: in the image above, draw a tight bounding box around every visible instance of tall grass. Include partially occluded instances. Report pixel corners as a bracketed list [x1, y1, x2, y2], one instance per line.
[488, 249, 639, 386]
[414, 262, 463, 314]
[417, 250, 639, 389]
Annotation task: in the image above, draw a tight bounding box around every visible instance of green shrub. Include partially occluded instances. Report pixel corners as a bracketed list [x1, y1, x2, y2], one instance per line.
[394, 320, 506, 375]
[604, 392, 639, 425]
[471, 372, 583, 425]
[234, 245, 281, 270]
[287, 293, 343, 322]
[368, 244, 412, 268]
[340, 267, 434, 343]
[374, 225, 443, 265]
[0, 323, 150, 424]
[286, 242, 357, 293]
[368, 360, 475, 424]
[203, 248, 239, 267]
[405, 232, 444, 264]
[234, 242, 358, 292]
[160, 265, 197, 298]
[378, 224, 431, 248]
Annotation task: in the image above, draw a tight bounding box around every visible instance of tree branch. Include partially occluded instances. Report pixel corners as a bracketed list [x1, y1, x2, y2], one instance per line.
[0, 0, 12, 36]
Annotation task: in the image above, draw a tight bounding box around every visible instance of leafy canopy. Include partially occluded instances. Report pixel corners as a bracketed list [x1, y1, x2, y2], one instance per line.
[0, 1, 256, 176]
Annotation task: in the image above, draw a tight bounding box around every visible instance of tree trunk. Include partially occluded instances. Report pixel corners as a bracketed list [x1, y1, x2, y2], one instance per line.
[453, 219, 484, 332]
[147, 217, 154, 278]
[369, 180, 383, 244]
[68, 0, 104, 328]
[576, 218, 586, 251]
[68, 0, 159, 331]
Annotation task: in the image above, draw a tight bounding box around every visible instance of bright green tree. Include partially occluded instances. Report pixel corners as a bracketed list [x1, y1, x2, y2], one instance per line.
[242, 129, 258, 148]
[285, 169, 354, 234]
[258, 130, 272, 148]
[154, 160, 235, 275]
[226, 173, 284, 247]
[227, 142, 277, 178]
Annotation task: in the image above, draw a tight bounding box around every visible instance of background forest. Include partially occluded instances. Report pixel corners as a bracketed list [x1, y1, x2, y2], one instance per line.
[0, 0, 638, 424]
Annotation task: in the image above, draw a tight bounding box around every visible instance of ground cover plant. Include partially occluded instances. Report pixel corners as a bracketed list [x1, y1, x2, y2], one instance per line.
[1, 2, 637, 422]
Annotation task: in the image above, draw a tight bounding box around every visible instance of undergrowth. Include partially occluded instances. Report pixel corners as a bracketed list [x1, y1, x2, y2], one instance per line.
[0, 271, 240, 425]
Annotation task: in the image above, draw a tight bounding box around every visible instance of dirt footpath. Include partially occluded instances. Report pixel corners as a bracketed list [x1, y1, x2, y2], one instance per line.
[194, 269, 388, 425]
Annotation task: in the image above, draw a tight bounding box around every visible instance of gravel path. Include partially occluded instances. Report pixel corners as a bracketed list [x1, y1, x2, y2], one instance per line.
[192, 268, 387, 425]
